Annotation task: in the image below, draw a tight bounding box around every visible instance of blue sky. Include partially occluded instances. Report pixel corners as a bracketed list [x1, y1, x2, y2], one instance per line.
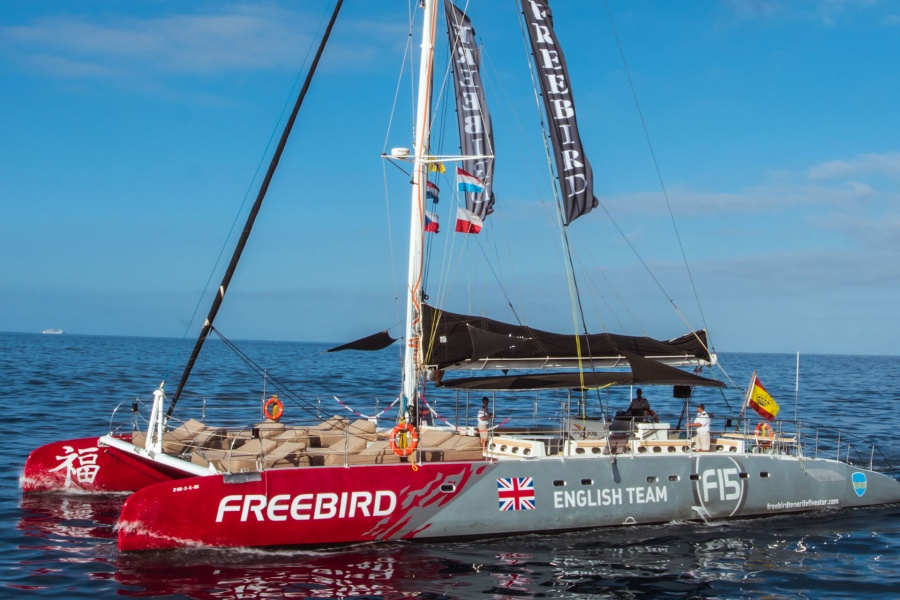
[2, 0, 898, 356]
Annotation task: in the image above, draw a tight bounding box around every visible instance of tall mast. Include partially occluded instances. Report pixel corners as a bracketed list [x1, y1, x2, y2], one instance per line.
[402, 0, 438, 422]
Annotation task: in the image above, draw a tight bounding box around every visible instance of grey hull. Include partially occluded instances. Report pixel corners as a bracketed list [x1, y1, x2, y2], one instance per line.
[416, 453, 900, 539]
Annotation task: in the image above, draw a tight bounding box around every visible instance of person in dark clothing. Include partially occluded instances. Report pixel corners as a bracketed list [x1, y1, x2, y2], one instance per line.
[627, 389, 657, 422]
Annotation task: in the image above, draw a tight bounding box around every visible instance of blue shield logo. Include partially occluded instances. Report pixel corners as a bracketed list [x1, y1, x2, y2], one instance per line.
[851, 472, 867, 497]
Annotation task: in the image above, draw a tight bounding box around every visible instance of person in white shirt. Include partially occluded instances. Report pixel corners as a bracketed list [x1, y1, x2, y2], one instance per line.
[690, 404, 711, 452]
[477, 397, 492, 452]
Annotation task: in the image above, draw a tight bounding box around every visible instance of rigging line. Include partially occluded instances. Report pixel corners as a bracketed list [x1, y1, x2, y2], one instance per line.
[382, 10, 415, 155]
[382, 3, 417, 344]
[514, 0, 584, 322]
[602, 0, 709, 332]
[165, 0, 344, 420]
[515, 0, 612, 409]
[560, 219, 615, 414]
[423, 40, 453, 295]
[209, 327, 321, 416]
[382, 161, 402, 332]
[162, 4, 333, 384]
[569, 227, 642, 335]
[472, 234, 523, 325]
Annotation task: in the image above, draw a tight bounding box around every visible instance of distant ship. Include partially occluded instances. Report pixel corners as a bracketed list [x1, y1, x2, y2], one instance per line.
[42, 329, 64, 335]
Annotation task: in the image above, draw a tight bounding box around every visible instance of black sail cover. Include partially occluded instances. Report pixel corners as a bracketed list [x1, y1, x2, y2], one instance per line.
[440, 352, 725, 391]
[522, 0, 598, 225]
[421, 304, 714, 370]
[445, 0, 495, 220]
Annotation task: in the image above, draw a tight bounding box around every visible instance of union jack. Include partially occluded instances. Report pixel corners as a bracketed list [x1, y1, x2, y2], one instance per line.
[497, 477, 535, 511]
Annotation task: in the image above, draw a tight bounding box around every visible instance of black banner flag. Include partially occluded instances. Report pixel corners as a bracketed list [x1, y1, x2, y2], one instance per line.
[522, 0, 598, 225]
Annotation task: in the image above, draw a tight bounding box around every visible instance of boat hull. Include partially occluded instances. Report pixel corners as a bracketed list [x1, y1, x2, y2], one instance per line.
[117, 453, 900, 551]
[22, 436, 191, 493]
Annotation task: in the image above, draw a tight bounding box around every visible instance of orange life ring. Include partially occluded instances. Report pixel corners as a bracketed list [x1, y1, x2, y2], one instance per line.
[389, 422, 419, 457]
[264, 396, 284, 421]
[755, 422, 773, 438]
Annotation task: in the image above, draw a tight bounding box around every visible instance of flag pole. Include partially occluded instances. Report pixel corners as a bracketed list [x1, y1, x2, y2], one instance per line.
[737, 370, 755, 430]
[795, 352, 800, 423]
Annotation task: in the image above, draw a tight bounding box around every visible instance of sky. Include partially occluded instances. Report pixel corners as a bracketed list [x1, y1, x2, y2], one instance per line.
[1, 0, 898, 356]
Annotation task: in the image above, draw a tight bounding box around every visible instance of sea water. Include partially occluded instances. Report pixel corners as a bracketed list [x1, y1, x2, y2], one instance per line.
[1, 332, 898, 598]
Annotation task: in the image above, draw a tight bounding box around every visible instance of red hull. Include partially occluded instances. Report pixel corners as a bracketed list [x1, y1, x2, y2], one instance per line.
[22, 436, 192, 493]
[118, 462, 489, 551]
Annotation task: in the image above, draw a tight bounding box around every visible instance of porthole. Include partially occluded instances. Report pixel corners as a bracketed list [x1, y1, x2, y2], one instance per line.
[553, 480, 566, 487]
[689, 473, 700, 481]
[739, 472, 749, 479]
[581, 478, 593, 486]
[760, 471, 770, 478]
[647, 476, 658, 483]
[440, 483, 456, 493]
[668, 475, 680, 482]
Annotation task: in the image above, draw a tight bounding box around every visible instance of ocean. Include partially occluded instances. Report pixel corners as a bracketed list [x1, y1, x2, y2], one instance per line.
[2, 331, 898, 598]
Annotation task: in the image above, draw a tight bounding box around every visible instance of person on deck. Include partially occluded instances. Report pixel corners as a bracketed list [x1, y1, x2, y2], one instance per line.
[477, 397, 492, 453]
[690, 403, 711, 451]
[627, 389, 657, 422]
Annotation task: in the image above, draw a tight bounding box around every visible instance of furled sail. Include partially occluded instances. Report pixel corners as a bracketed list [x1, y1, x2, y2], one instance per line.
[326, 330, 397, 353]
[522, 0, 598, 225]
[421, 304, 714, 371]
[444, 0, 495, 221]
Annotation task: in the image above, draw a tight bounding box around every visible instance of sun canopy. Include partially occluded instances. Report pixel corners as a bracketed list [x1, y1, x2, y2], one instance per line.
[422, 304, 715, 371]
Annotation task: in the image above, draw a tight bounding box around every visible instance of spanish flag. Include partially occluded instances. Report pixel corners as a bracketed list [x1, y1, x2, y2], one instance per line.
[746, 372, 780, 422]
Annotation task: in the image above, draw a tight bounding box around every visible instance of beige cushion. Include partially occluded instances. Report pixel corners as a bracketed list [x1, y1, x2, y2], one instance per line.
[263, 441, 308, 468]
[161, 418, 208, 452]
[275, 427, 310, 442]
[190, 427, 227, 450]
[359, 440, 392, 456]
[444, 435, 481, 450]
[171, 418, 207, 440]
[316, 416, 349, 430]
[234, 438, 278, 456]
[418, 428, 454, 448]
[255, 420, 286, 439]
[347, 419, 378, 440]
[309, 430, 346, 447]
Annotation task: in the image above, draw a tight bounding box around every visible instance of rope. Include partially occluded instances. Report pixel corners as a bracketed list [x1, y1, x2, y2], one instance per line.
[332, 395, 400, 420]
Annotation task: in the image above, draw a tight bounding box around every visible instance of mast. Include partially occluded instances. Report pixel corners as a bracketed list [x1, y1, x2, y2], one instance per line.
[402, 0, 438, 423]
[164, 0, 344, 421]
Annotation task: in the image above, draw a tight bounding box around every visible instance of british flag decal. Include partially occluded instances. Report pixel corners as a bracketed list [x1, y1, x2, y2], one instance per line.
[497, 477, 535, 511]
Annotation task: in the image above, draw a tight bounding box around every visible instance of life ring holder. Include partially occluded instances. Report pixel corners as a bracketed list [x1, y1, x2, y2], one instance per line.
[389, 422, 419, 457]
[264, 396, 284, 421]
[754, 421, 773, 439]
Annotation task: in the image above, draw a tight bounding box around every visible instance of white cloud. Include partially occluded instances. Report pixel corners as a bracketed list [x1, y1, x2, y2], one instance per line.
[1, 6, 316, 78]
[805, 152, 900, 180]
[602, 152, 899, 221]
[721, 0, 883, 26]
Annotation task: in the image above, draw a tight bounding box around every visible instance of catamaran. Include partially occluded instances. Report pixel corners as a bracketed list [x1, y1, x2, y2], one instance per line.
[23, 0, 900, 551]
